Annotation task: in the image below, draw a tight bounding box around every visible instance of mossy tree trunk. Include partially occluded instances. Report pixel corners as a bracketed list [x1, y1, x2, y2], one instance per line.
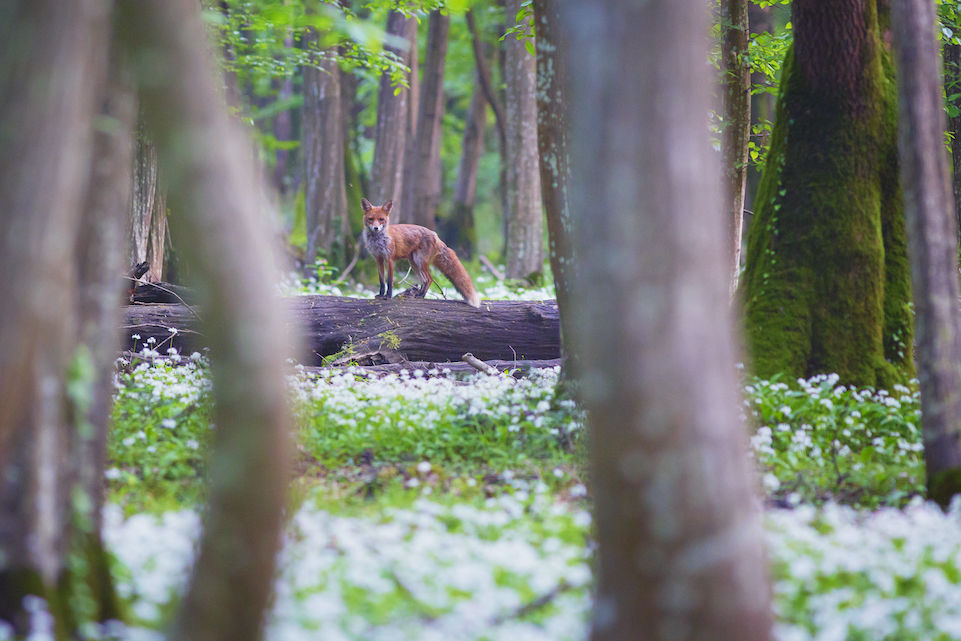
[892, 0, 961, 508]
[741, 0, 913, 387]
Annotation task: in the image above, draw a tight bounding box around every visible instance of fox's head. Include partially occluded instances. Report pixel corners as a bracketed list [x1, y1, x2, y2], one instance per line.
[361, 198, 392, 233]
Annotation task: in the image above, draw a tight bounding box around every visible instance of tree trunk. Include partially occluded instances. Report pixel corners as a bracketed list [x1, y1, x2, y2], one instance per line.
[449, 83, 487, 257]
[504, 0, 544, 282]
[532, 0, 577, 378]
[892, 0, 961, 508]
[721, 0, 750, 296]
[124, 296, 561, 364]
[741, 0, 913, 387]
[945, 42, 961, 251]
[402, 10, 448, 229]
[72, 53, 137, 625]
[559, 1, 774, 639]
[370, 11, 417, 212]
[130, 116, 159, 266]
[146, 188, 167, 281]
[272, 35, 295, 196]
[0, 0, 114, 630]
[119, 2, 296, 641]
[303, 30, 347, 264]
[466, 10, 509, 238]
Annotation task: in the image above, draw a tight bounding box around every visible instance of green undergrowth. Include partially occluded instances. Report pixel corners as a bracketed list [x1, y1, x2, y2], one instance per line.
[746, 373, 924, 508]
[108, 356, 927, 512]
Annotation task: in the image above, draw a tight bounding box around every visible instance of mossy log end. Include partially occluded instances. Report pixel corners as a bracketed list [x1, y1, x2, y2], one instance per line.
[741, 1, 914, 388]
[123, 295, 561, 365]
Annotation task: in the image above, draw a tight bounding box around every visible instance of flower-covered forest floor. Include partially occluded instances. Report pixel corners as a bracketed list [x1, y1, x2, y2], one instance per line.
[75, 347, 961, 641]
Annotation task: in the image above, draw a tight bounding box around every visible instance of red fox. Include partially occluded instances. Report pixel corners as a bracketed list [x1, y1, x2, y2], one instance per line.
[361, 198, 481, 308]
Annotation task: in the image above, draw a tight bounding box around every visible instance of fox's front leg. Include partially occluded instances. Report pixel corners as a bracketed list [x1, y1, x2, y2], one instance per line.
[375, 258, 388, 299]
[386, 260, 395, 298]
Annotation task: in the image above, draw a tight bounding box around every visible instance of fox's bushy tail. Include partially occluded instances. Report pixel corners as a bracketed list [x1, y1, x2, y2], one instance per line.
[434, 245, 480, 307]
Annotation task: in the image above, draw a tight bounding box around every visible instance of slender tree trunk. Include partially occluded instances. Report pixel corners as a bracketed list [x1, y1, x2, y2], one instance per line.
[272, 41, 295, 196]
[0, 0, 113, 630]
[533, 0, 576, 377]
[119, 2, 296, 641]
[147, 189, 167, 281]
[466, 10, 509, 236]
[945, 42, 961, 250]
[130, 115, 159, 268]
[303, 31, 347, 264]
[449, 82, 487, 256]
[721, 0, 750, 296]
[370, 11, 417, 211]
[402, 10, 448, 229]
[892, 0, 961, 508]
[559, 1, 773, 639]
[504, 0, 543, 282]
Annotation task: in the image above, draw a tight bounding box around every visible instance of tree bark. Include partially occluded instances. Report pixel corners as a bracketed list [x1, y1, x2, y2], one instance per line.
[721, 0, 750, 296]
[272, 33, 295, 196]
[449, 82, 487, 257]
[892, 0, 961, 508]
[504, 0, 544, 282]
[147, 187, 167, 281]
[303, 29, 347, 264]
[119, 2, 296, 641]
[945, 42, 961, 251]
[0, 0, 114, 629]
[124, 296, 560, 364]
[72, 50, 137, 624]
[402, 10, 449, 229]
[130, 116, 158, 265]
[532, 0, 577, 378]
[370, 11, 417, 212]
[741, 0, 913, 387]
[559, 0, 773, 639]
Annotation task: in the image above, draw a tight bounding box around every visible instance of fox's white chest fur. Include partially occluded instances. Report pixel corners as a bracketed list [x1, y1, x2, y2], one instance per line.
[363, 229, 391, 258]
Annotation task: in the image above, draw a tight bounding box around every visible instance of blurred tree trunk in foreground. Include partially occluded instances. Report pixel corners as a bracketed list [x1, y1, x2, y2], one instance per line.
[721, 0, 750, 296]
[403, 10, 449, 229]
[120, 0, 296, 640]
[0, 0, 140, 633]
[370, 11, 417, 212]
[0, 0, 295, 638]
[504, 0, 544, 282]
[303, 28, 347, 265]
[892, 0, 961, 508]
[533, 0, 577, 379]
[559, 0, 774, 639]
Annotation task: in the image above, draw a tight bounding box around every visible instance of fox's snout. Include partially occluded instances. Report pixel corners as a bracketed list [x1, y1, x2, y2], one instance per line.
[367, 223, 384, 232]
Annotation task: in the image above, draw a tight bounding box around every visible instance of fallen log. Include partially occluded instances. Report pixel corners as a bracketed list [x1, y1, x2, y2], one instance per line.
[123, 295, 560, 365]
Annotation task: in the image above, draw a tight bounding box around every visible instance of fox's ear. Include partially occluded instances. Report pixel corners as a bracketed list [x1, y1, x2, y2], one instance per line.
[361, 198, 372, 212]
[384, 200, 393, 214]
